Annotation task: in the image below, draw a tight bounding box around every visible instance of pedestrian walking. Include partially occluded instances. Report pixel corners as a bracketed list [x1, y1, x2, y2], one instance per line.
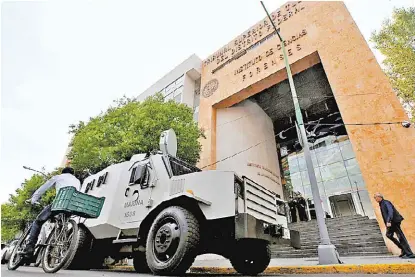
[296, 194, 308, 221]
[374, 192, 414, 259]
[288, 198, 297, 223]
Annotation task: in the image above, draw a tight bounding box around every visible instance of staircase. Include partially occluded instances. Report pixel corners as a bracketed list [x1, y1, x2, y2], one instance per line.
[271, 215, 390, 258]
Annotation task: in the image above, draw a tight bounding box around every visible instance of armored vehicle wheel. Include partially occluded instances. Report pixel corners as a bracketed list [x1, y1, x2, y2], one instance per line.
[146, 206, 200, 275]
[133, 251, 150, 273]
[230, 240, 270, 275]
[64, 225, 92, 270]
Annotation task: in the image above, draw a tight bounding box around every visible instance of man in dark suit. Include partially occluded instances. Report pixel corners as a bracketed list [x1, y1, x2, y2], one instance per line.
[288, 198, 297, 223]
[374, 192, 414, 259]
[297, 196, 308, 221]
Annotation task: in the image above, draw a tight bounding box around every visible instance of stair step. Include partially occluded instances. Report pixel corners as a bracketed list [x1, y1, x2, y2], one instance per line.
[272, 241, 387, 250]
[272, 245, 387, 253]
[289, 216, 375, 224]
[280, 216, 388, 258]
[300, 233, 383, 241]
[288, 218, 377, 227]
[300, 231, 383, 238]
[300, 240, 385, 247]
[273, 245, 388, 252]
[289, 215, 368, 223]
[290, 220, 379, 231]
[297, 225, 381, 236]
[293, 224, 380, 232]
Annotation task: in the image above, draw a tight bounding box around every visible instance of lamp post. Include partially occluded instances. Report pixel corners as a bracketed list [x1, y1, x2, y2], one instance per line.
[260, 1, 341, 264]
[23, 166, 48, 178]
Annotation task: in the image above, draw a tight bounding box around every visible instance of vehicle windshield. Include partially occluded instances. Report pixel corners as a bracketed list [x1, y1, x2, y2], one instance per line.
[167, 155, 201, 176]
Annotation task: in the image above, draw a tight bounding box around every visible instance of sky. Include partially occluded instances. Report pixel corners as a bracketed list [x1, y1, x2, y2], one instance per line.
[1, 0, 413, 204]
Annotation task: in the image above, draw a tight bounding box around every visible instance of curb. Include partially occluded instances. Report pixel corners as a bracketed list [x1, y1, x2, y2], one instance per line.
[110, 263, 415, 274]
[107, 265, 134, 271]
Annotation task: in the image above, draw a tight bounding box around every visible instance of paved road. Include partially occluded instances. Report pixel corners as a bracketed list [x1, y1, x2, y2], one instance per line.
[2, 265, 414, 277]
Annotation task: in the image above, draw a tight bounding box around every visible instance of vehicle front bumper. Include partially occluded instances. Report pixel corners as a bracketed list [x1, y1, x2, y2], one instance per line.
[235, 213, 287, 242]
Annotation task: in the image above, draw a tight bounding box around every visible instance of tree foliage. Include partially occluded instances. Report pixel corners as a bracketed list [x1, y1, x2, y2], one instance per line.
[1, 171, 58, 242]
[371, 7, 415, 118]
[68, 93, 204, 174]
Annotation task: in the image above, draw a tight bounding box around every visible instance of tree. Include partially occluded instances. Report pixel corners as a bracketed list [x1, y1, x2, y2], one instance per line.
[371, 7, 415, 118]
[1, 171, 58, 242]
[68, 93, 204, 174]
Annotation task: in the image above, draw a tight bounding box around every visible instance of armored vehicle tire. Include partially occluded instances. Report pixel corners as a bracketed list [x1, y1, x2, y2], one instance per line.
[64, 225, 92, 270]
[230, 240, 271, 275]
[146, 206, 200, 275]
[133, 251, 151, 273]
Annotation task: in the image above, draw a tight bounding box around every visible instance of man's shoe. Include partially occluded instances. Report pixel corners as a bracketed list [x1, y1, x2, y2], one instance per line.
[399, 251, 405, 258]
[401, 254, 415, 259]
[20, 244, 35, 257]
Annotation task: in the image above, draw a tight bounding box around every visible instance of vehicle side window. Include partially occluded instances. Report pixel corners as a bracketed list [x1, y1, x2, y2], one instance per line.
[129, 163, 150, 189]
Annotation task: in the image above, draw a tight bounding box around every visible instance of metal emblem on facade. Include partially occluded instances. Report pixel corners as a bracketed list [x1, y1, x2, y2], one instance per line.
[202, 79, 219, 98]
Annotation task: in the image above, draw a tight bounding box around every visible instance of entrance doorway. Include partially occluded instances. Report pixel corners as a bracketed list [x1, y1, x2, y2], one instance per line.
[329, 193, 356, 217]
[247, 63, 376, 221]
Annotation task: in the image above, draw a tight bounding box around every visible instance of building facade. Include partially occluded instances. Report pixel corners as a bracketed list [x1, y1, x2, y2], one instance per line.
[197, 1, 415, 254]
[136, 54, 202, 121]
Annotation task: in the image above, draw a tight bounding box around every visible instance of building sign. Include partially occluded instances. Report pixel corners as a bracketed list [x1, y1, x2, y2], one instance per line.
[202, 78, 219, 98]
[203, 1, 306, 68]
[235, 29, 307, 82]
[257, 172, 280, 184]
[247, 162, 281, 184]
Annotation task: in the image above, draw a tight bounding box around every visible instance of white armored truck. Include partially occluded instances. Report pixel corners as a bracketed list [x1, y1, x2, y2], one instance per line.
[68, 130, 291, 275]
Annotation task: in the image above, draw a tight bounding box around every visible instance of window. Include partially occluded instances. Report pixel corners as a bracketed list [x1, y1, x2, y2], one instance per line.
[174, 86, 183, 97]
[340, 143, 355, 160]
[175, 75, 184, 87]
[174, 93, 182, 103]
[193, 110, 199, 121]
[165, 82, 175, 95]
[287, 156, 299, 173]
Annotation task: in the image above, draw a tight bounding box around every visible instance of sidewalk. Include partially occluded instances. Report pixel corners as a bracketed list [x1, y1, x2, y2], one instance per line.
[114, 255, 415, 274]
[190, 254, 415, 274]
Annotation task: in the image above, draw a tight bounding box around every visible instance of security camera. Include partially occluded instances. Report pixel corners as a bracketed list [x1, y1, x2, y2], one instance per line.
[402, 121, 411, 128]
